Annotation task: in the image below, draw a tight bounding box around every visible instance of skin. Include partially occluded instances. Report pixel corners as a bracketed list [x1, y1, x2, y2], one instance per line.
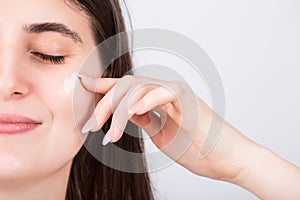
[79, 74, 300, 199]
[0, 0, 299, 199]
[0, 0, 96, 199]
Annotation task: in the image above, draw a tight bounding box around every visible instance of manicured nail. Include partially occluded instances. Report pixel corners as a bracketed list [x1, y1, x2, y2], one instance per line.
[102, 127, 114, 145]
[128, 102, 143, 115]
[77, 73, 98, 92]
[77, 73, 93, 80]
[82, 114, 97, 134]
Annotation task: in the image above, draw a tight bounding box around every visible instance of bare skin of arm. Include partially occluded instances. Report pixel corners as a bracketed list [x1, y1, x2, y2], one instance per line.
[78, 74, 300, 200]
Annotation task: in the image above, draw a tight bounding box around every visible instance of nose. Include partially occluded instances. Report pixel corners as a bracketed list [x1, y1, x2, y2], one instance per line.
[0, 30, 31, 101]
[0, 69, 30, 101]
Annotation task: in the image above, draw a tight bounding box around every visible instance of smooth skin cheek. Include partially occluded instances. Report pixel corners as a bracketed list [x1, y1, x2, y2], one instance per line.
[0, 0, 96, 185]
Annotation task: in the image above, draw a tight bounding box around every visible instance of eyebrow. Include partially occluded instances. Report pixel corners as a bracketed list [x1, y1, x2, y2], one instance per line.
[24, 22, 83, 43]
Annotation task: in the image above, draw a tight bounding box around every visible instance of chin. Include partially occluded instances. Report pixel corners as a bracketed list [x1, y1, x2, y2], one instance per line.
[0, 155, 30, 181]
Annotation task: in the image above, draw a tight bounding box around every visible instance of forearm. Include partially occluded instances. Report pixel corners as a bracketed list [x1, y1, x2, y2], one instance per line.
[228, 142, 300, 200]
[149, 95, 300, 199]
[200, 114, 300, 199]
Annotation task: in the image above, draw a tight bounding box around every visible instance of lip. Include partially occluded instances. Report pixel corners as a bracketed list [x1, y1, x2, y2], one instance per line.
[0, 113, 42, 134]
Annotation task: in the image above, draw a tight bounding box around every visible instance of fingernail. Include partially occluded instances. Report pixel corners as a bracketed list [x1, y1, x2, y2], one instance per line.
[82, 114, 98, 134]
[128, 102, 143, 115]
[77, 73, 98, 92]
[77, 73, 90, 79]
[102, 127, 114, 146]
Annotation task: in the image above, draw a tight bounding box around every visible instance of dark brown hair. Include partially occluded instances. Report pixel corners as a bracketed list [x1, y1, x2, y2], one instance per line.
[63, 0, 154, 199]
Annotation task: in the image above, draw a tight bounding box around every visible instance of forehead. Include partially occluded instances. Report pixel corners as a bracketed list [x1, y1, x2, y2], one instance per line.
[0, 0, 92, 42]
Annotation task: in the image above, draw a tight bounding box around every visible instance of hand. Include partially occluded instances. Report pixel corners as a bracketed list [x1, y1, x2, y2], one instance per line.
[77, 73, 300, 200]
[78, 74, 251, 180]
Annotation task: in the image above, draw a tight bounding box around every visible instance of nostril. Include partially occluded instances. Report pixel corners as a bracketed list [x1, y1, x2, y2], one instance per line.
[0, 80, 29, 98]
[13, 92, 22, 95]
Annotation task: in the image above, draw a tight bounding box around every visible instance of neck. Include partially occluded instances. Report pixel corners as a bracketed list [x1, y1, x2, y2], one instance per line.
[0, 160, 72, 200]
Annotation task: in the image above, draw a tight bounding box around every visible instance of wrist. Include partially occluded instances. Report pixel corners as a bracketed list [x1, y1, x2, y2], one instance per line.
[203, 120, 260, 182]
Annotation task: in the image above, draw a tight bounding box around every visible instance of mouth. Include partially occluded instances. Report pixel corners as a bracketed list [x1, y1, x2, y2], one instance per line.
[0, 113, 42, 134]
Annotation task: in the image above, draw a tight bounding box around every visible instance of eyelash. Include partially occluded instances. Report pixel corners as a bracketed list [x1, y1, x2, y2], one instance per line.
[31, 52, 66, 65]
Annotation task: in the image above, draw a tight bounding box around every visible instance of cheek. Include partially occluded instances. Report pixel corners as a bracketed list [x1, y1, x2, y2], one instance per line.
[34, 72, 95, 167]
[0, 71, 95, 181]
[41, 72, 95, 143]
[36, 48, 102, 160]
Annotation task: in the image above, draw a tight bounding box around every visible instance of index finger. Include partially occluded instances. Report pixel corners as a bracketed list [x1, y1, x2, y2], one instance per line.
[77, 73, 119, 94]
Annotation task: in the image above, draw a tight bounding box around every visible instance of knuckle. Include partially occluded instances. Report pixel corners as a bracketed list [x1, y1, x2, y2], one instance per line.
[121, 75, 134, 83]
[169, 81, 186, 95]
[180, 81, 191, 91]
[141, 98, 150, 108]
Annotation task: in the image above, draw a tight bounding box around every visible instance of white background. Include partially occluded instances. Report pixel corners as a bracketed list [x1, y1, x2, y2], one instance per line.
[124, 1, 300, 199]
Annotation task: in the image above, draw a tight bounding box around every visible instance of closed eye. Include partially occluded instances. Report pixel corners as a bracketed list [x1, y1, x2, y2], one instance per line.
[31, 52, 66, 65]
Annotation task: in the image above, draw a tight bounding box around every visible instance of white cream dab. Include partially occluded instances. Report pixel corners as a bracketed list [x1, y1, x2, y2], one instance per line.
[63, 72, 79, 94]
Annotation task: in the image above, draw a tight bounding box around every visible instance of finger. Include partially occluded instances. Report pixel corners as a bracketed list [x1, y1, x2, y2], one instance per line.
[90, 75, 148, 132]
[105, 84, 154, 143]
[87, 75, 138, 132]
[102, 91, 132, 144]
[130, 112, 151, 127]
[146, 109, 196, 163]
[90, 85, 115, 132]
[128, 85, 179, 116]
[103, 82, 179, 143]
[143, 110, 178, 149]
[126, 83, 159, 108]
[81, 79, 118, 134]
[77, 73, 119, 94]
[141, 109, 167, 138]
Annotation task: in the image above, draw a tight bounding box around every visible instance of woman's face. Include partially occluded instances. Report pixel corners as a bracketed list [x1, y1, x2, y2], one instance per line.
[0, 0, 97, 183]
